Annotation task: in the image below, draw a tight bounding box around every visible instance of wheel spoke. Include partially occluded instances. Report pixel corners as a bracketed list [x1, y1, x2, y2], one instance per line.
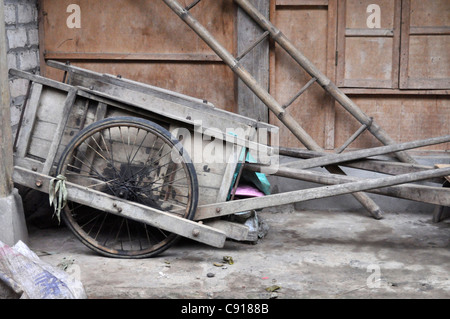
[58, 118, 197, 258]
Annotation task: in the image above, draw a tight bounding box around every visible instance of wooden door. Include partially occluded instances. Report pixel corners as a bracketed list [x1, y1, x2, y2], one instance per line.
[269, 0, 338, 149]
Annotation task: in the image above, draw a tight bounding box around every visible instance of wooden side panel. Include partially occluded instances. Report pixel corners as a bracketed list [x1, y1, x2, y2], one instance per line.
[270, 2, 335, 149]
[40, 0, 237, 112]
[27, 87, 87, 164]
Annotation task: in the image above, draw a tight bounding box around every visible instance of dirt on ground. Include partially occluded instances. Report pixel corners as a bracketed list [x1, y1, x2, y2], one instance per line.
[4, 203, 448, 300]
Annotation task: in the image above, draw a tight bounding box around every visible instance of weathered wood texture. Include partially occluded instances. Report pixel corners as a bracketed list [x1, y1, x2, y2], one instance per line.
[39, 0, 238, 113]
[237, 0, 270, 122]
[271, 0, 449, 152]
[195, 165, 450, 220]
[400, 0, 450, 89]
[335, 96, 450, 151]
[270, 0, 336, 149]
[13, 166, 227, 248]
[244, 163, 450, 206]
[11, 65, 277, 207]
[337, 0, 401, 89]
[37, 0, 450, 153]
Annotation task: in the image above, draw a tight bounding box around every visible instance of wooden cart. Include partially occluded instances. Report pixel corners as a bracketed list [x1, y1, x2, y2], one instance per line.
[10, 0, 450, 258]
[10, 60, 278, 258]
[10, 61, 450, 259]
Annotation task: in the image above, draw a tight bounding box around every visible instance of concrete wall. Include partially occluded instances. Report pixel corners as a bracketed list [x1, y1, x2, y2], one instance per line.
[4, 0, 39, 133]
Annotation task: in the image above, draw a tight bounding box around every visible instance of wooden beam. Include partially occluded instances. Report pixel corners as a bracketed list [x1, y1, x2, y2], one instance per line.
[244, 163, 450, 206]
[278, 146, 444, 183]
[162, 0, 386, 219]
[12, 166, 227, 248]
[44, 52, 222, 62]
[194, 166, 450, 220]
[237, 0, 270, 122]
[235, 0, 416, 165]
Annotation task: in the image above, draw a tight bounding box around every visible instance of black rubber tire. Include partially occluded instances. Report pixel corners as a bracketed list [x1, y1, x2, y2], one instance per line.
[56, 116, 198, 258]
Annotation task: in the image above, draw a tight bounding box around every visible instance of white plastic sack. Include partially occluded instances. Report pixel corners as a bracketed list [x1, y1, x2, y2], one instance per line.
[0, 240, 86, 299]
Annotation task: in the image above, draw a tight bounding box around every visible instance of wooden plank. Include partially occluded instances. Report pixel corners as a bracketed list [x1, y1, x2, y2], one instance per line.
[194, 166, 450, 220]
[399, 0, 450, 89]
[278, 146, 443, 181]
[237, 0, 270, 122]
[345, 29, 394, 37]
[42, 87, 78, 175]
[340, 88, 450, 95]
[46, 60, 276, 130]
[345, 0, 395, 29]
[278, 134, 450, 171]
[0, 0, 13, 196]
[341, 160, 442, 183]
[324, 0, 337, 149]
[203, 219, 249, 241]
[435, 164, 450, 183]
[276, 0, 329, 5]
[245, 163, 450, 206]
[9, 68, 73, 92]
[40, 0, 235, 58]
[409, 0, 450, 28]
[410, 26, 450, 35]
[271, 3, 331, 148]
[12, 166, 227, 248]
[34, 87, 69, 124]
[216, 145, 242, 202]
[13, 156, 44, 173]
[337, 0, 401, 89]
[39, 0, 239, 112]
[14, 83, 43, 158]
[44, 52, 222, 62]
[406, 36, 450, 89]
[81, 86, 274, 155]
[343, 37, 395, 88]
[391, 0, 403, 89]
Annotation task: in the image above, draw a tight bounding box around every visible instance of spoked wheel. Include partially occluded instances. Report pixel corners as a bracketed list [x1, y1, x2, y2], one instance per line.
[57, 116, 198, 258]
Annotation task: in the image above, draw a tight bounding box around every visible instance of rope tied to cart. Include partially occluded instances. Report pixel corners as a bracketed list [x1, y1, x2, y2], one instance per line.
[49, 175, 68, 224]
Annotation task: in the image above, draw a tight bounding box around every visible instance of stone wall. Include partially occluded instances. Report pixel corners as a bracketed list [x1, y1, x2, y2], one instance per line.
[4, 0, 39, 132]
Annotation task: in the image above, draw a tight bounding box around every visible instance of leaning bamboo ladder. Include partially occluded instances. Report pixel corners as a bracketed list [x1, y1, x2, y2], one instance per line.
[162, 0, 420, 219]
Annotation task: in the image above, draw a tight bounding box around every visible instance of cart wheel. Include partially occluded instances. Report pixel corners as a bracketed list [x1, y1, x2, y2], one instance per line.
[57, 116, 198, 258]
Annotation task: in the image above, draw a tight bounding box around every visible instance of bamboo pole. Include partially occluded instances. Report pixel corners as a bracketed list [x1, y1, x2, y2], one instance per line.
[162, 0, 384, 219]
[194, 167, 450, 220]
[234, 0, 416, 165]
[276, 134, 450, 171]
[244, 163, 450, 206]
[278, 146, 444, 183]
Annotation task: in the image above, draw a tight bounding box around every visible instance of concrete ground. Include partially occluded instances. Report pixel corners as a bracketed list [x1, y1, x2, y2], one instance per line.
[13, 204, 450, 299]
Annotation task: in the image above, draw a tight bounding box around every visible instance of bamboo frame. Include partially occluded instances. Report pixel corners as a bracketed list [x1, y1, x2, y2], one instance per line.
[194, 166, 450, 220]
[234, 0, 415, 165]
[162, 0, 385, 220]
